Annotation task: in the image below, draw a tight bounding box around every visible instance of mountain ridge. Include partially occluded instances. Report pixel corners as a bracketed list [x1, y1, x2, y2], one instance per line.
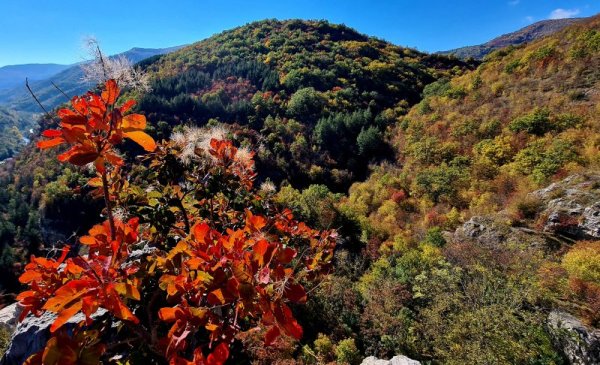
[440, 17, 585, 59]
[0, 63, 70, 90]
[0, 45, 185, 113]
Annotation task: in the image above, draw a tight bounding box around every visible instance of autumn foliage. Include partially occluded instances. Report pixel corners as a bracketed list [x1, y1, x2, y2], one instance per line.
[17, 79, 336, 364]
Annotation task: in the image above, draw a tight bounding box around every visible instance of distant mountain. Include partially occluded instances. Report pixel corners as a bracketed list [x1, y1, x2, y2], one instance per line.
[440, 17, 584, 59]
[0, 45, 184, 113]
[0, 64, 70, 90]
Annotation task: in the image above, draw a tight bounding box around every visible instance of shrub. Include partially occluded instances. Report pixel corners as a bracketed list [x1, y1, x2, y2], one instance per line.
[335, 338, 361, 365]
[509, 109, 551, 136]
[423, 227, 446, 247]
[18, 79, 337, 364]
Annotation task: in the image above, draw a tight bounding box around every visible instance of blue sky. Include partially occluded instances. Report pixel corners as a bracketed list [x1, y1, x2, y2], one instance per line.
[0, 0, 599, 67]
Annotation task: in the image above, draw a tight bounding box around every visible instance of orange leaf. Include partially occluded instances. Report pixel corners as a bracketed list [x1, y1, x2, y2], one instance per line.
[102, 79, 120, 105]
[122, 114, 146, 131]
[158, 307, 182, 322]
[124, 131, 156, 152]
[18, 271, 41, 284]
[79, 236, 96, 245]
[114, 282, 141, 301]
[207, 289, 225, 305]
[50, 300, 82, 332]
[37, 138, 65, 149]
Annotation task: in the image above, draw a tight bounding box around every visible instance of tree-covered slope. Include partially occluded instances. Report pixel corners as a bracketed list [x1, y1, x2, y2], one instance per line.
[0, 19, 468, 293]
[330, 13, 600, 364]
[137, 19, 470, 190]
[0, 106, 30, 161]
[348, 14, 600, 249]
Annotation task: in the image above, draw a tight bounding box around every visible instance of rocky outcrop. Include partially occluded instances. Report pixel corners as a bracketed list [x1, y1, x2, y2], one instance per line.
[531, 174, 600, 240]
[452, 215, 558, 249]
[361, 355, 421, 365]
[548, 310, 600, 365]
[0, 304, 20, 333]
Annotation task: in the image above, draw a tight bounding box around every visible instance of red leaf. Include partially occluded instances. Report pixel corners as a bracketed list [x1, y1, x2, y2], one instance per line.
[206, 343, 229, 365]
[42, 129, 62, 138]
[119, 99, 136, 114]
[264, 326, 280, 346]
[284, 283, 307, 303]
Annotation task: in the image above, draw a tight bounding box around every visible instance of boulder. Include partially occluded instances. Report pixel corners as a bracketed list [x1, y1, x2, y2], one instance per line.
[0, 304, 20, 333]
[547, 310, 600, 365]
[361, 355, 421, 365]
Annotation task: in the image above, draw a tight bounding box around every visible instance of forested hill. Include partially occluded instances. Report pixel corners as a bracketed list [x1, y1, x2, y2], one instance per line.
[136, 19, 470, 190]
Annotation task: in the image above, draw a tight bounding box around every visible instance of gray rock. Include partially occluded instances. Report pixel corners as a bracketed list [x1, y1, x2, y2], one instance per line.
[453, 216, 550, 249]
[531, 174, 600, 239]
[361, 355, 421, 365]
[0, 309, 108, 365]
[548, 310, 600, 365]
[0, 304, 21, 333]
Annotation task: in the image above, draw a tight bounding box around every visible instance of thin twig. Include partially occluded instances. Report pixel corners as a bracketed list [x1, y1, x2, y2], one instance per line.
[102, 170, 117, 242]
[51, 81, 71, 101]
[97, 45, 108, 81]
[25, 78, 50, 117]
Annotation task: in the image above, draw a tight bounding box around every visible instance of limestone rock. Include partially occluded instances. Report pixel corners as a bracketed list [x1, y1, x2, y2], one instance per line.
[548, 310, 600, 365]
[361, 355, 421, 365]
[0, 304, 20, 333]
[531, 174, 600, 240]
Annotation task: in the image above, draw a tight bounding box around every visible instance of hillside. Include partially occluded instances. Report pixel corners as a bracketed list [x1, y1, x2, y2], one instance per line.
[336, 14, 600, 363]
[440, 17, 583, 59]
[0, 63, 69, 90]
[0, 45, 184, 113]
[137, 19, 469, 190]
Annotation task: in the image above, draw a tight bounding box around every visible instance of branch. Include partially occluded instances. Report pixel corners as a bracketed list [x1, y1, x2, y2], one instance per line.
[96, 45, 108, 81]
[101, 170, 117, 242]
[25, 78, 51, 117]
[50, 81, 71, 102]
[174, 197, 191, 234]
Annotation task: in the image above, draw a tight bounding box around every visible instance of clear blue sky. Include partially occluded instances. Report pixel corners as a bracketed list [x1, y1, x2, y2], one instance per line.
[0, 0, 599, 67]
